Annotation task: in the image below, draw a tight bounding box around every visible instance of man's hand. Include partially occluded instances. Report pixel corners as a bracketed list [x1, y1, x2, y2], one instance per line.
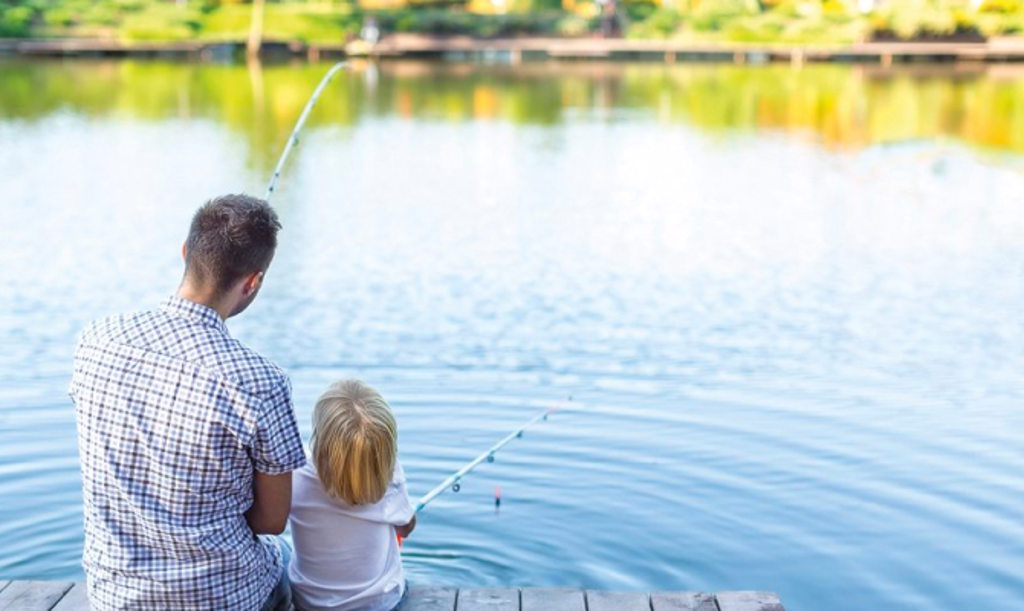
[395, 514, 417, 539]
[246, 471, 292, 535]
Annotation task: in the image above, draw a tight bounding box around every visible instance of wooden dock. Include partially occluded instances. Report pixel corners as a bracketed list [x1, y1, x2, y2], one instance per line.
[338, 34, 1024, 65]
[0, 581, 785, 610]
[2, 34, 1024, 64]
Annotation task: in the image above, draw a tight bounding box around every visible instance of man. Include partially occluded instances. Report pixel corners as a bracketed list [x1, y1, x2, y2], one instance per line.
[70, 194, 305, 610]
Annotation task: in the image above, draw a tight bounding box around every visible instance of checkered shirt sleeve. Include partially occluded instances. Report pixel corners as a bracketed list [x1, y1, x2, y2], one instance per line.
[253, 374, 306, 475]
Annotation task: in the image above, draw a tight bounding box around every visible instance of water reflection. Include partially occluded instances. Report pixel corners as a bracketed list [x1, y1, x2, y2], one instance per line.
[1, 59, 1023, 166]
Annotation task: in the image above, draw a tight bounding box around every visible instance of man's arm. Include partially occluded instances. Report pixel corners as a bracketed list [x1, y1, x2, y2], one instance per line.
[246, 471, 292, 535]
[247, 371, 305, 535]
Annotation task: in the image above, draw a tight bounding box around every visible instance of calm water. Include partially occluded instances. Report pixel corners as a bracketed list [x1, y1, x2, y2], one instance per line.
[1, 59, 1024, 610]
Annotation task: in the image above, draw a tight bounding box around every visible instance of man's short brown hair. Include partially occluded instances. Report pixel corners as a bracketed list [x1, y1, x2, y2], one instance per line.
[184, 194, 281, 291]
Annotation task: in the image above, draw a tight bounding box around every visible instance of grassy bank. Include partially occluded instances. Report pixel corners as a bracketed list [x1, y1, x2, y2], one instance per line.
[1, 0, 1023, 45]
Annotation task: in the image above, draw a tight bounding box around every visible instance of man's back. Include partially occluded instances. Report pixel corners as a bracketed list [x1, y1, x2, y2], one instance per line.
[71, 296, 305, 610]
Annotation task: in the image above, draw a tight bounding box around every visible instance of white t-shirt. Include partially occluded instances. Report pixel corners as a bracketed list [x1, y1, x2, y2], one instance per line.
[288, 459, 415, 611]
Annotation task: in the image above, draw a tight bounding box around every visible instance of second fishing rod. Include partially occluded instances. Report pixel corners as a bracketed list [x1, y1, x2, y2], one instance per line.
[414, 398, 580, 514]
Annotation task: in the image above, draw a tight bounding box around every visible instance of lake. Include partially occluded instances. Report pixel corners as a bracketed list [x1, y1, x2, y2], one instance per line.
[1, 58, 1023, 610]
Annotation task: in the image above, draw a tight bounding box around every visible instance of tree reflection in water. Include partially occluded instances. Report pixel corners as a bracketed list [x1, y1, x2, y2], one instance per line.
[1, 59, 1021, 168]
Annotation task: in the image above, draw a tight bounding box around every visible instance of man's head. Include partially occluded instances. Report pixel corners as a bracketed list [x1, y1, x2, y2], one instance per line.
[181, 194, 281, 318]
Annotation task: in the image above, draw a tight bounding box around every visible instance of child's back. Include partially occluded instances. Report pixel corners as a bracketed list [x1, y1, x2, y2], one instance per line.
[288, 380, 416, 611]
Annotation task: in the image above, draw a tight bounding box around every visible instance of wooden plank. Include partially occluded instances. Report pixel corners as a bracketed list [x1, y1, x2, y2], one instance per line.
[51, 583, 90, 611]
[521, 587, 584, 611]
[0, 581, 788, 611]
[716, 591, 785, 611]
[586, 590, 650, 611]
[399, 585, 456, 611]
[0, 581, 74, 611]
[651, 591, 717, 611]
[457, 588, 519, 611]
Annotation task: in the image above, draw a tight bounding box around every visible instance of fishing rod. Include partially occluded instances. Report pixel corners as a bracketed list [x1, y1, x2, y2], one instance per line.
[414, 398, 578, 513]
[264, 61, 348, 201]
[266, 63, 578, 515]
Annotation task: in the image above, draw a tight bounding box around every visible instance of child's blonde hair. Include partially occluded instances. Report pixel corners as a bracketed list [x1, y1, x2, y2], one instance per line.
[310, 379, 397, 505]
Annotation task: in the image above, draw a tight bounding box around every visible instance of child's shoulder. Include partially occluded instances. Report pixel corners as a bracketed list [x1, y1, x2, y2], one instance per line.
[292, 461, 328, 499]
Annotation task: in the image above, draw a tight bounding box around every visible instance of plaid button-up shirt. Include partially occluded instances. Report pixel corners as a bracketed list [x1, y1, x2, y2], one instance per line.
[70, 296, 306, 610]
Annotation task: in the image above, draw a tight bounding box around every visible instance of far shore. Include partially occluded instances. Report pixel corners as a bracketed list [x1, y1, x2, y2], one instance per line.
[3, 34, 1024, 64]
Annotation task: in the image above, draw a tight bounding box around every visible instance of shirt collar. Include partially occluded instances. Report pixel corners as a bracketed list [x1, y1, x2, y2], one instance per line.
[160, 295, 229, 335]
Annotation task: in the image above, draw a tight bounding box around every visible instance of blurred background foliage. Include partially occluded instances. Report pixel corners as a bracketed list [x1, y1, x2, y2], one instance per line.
[0, 0, 1023, 43]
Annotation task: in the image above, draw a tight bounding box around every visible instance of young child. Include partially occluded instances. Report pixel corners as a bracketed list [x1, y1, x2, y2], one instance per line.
[289, 380, 417, 611]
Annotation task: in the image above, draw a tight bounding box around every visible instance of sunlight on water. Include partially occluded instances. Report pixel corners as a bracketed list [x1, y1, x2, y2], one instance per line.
[1, 59, 1023, 610]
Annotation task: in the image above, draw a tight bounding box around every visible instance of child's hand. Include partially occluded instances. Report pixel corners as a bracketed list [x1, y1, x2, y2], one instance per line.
[395, 514, 417, 539]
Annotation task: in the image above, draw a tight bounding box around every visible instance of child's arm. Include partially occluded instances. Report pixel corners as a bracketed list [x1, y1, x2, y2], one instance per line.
[395, 514, 416, 539]
[383, 460, 416, 539]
